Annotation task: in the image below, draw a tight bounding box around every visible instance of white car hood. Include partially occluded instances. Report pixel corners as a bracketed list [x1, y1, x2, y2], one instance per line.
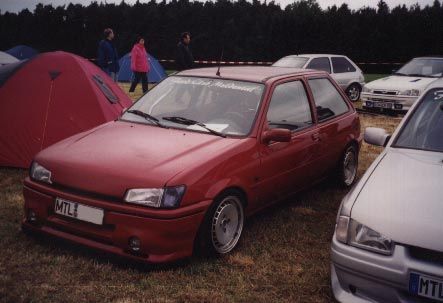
[351, 148, 443, 252]
[365, 75, 438, 92]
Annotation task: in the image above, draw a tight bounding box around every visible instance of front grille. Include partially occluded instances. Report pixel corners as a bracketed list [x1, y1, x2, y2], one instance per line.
[50, 182, 122, 203]
[408, 246, 443, 266]
[373, 90, 398, 95]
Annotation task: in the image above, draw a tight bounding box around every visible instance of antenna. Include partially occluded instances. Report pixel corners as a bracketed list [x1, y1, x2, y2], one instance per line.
[216, 46, 224, 77]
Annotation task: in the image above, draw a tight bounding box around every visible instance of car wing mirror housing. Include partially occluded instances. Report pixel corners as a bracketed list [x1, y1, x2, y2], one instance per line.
[262, 128, 291, 144]
[364, 127, 391, 147]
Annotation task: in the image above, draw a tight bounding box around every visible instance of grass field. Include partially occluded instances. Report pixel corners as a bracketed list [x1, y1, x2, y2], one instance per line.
[365, 74, 387, 83]
[0, 78, 400, 303]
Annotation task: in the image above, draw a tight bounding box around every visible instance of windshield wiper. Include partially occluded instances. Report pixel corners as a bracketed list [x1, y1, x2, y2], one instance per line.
[127, 109, 167, 128]
[162, 116, 226, 138]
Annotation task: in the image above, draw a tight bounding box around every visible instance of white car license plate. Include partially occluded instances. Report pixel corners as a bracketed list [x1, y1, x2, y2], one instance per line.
[372, 101, 393, 109]
[409, 272, 443, 302]
[54, 197, 104, 225]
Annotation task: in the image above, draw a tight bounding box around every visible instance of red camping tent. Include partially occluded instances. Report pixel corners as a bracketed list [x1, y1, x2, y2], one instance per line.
[0, 51, 133, 168]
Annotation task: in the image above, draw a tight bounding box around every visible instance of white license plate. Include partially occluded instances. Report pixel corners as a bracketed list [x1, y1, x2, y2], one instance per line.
[373, 102, 393, 109]
[54, 197, 104, 225]
[409, 272, 443, 301]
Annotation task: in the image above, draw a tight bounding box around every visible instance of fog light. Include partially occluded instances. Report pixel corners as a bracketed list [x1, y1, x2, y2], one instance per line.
[27, 210, 37, 223]
[128, 237, 141, 252]
[365, 101, 373, 108]
[394, 104, 403, 109]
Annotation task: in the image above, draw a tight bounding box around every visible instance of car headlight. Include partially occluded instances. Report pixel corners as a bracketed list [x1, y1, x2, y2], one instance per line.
[336, 216, 393, 255]
[362, 86, 371, 93]
[124, 185, 186, 209]
[400, 89, 420, 96]
[30, 162, 52, 184]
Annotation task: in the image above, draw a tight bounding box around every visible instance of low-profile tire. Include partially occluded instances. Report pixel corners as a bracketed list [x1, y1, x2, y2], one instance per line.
[337, 144, 358, 187]
[346, 84, 361, 102]
[195, 191, 245, 257]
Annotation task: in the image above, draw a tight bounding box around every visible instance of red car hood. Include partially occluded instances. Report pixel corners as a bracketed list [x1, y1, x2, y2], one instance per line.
[35, 121, 241, 198]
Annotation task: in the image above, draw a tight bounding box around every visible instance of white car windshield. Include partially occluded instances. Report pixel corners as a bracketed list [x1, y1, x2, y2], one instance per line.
[272, 57, 309, 68]
[121, 76, 264, 136]
[395, 58, 443, 78]
[394, 88, 443, 152]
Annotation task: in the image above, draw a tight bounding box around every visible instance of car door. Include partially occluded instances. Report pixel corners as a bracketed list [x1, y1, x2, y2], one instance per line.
[256, 79, 321, 206]
[306, 77, 353, 177]
[330, 57, 358, 90]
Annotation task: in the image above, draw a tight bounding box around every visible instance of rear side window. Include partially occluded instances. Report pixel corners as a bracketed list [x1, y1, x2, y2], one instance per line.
[306, 57, 331, 73]
[93, 74, 119, 104]
[308, 78, 349, 121]
[332, 57, 357, 73]
[267, 81, 313, 131]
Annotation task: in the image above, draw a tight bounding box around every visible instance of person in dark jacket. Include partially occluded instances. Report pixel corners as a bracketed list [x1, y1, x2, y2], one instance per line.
[175, 32, 194, 71]
[97, 28, 120, 81]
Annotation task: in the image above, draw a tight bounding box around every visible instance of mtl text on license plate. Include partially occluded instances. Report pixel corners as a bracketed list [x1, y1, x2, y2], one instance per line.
[410, 273, 443, 302]
[54, 198, 104, 225]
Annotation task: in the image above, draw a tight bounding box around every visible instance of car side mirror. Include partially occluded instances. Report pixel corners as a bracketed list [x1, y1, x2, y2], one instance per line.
[364, 127, 391, 147]
[262, 128, 291, 144]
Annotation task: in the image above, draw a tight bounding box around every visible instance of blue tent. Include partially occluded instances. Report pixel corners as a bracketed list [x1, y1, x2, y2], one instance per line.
[6, 45, 38, 60]
[118, 52, 167, 83]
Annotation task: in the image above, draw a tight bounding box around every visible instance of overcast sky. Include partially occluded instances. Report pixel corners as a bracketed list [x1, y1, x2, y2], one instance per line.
[0, 0, 436, 13]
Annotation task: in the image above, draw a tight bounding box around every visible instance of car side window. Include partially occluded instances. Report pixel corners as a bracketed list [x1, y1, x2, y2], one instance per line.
[306, 57, 331, 73]
[331, 57, 357, 73]
[267, 81, 313, 131]
[308, 78, 349, 121]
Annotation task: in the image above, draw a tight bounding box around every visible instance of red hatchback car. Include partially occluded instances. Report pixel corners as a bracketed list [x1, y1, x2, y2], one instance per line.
[23, 66, 361, 263]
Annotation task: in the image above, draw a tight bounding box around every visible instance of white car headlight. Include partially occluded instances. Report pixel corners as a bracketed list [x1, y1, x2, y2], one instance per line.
[400, 89, 420, 96]
[336, 216, 393, 255]
[124, 185, 186, 209]
[30, 162, 52, 184]
[362, 86, 371, 93]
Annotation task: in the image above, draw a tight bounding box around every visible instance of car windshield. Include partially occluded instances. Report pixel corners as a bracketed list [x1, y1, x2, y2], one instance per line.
[121, 76, 264, 136]
[272, 57, 309, 68]
[394, 88, 443, 152]
[395, 58, 443, 78]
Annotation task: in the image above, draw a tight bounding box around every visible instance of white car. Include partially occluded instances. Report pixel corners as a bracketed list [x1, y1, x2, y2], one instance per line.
[272, 54, 365, 102]
[362, 56, 443, 113]
[331, 79, 443, 302]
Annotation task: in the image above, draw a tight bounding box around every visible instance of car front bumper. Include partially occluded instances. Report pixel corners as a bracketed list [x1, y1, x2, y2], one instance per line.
[331, 231, 443, 303]
[361, 93, 418, 112]
[22, 179, 211, 263]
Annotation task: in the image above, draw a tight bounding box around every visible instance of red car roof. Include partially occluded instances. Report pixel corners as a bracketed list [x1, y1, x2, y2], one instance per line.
[176, 66, 324, 83]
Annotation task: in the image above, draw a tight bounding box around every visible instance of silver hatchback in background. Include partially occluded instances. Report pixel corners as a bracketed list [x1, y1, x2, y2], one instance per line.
[272, 54, 365, 102]
[331, 79, 443, 302]
[361, 56, 443, 113]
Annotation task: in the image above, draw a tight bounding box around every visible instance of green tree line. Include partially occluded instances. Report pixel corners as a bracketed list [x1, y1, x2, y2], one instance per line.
[0, 0, 442, 71]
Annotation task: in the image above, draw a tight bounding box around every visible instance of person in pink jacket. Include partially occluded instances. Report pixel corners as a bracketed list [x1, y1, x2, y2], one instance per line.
[129, 36, 150, 93]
